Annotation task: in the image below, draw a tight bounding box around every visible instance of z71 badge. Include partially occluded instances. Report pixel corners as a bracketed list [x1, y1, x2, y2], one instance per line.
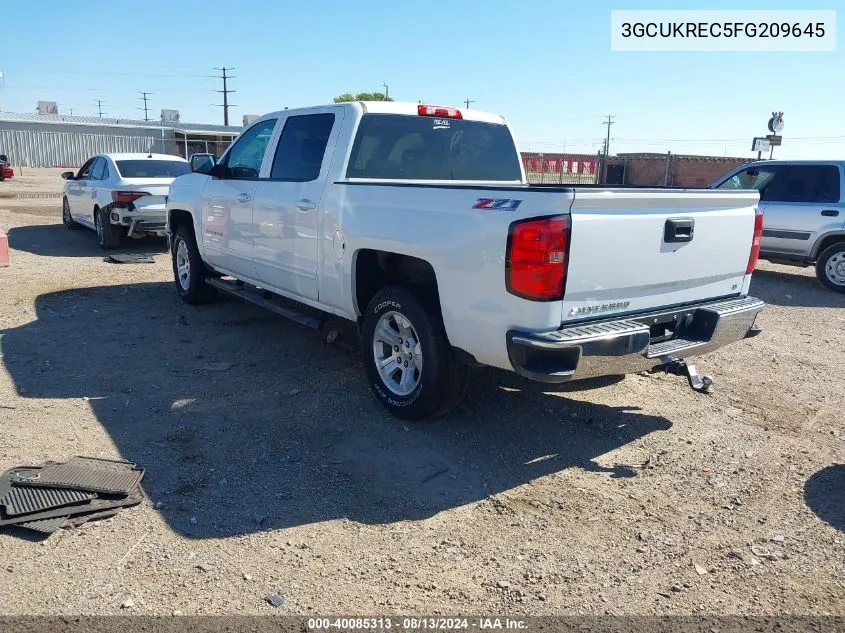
[472, 198, 522, 211]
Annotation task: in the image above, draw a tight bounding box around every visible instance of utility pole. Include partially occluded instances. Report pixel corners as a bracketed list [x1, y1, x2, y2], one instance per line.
[94, 99, 105, 118]
[383, 82, 389, 99]
[602, 114, 615, 183]
[602, 115, 615, 157]
[214, 67, 236, 126]
[139, 92, 152, 122]
[464, 98, 475, 109]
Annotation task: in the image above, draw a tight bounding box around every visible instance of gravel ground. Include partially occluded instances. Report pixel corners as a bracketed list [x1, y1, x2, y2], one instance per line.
[0, 170, 843, 616]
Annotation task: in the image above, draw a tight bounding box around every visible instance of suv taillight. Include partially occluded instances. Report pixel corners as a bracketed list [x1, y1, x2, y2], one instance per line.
[506, 215, 570, 301]
[746, 208, 764, 274]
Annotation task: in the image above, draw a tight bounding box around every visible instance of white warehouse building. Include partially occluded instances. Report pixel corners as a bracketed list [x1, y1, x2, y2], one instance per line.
[0, 111, 242, 168]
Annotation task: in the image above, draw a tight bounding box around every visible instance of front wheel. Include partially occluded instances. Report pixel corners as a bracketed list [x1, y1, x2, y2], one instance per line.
[171, 225, 216, 304]
[62, 198, 81, 230]
[361, 285, 469, 420]
[95, 206, 120, 249]
[816, 242, 845, 293]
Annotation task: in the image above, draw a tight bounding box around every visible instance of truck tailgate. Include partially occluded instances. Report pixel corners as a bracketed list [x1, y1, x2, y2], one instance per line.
[562, 189, 760, 322]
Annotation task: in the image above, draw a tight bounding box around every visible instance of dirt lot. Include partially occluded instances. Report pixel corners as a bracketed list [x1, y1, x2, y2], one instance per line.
[0, 169, 843, 616]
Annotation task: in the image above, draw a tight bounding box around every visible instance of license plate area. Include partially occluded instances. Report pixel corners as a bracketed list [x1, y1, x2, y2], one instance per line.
[635, 306, 717, 345]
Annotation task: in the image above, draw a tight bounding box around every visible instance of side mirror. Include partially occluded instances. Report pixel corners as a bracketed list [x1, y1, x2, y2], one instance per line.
[61, 171, 75, 180]
[189, 153, 216, 174]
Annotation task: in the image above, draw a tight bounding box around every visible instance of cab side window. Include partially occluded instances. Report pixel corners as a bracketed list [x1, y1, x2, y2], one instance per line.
[222, 119, 277, 179]
[77, 159, 96, 180]
[716, 166, 779, 193]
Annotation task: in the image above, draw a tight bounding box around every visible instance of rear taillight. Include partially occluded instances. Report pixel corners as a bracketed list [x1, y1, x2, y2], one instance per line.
[746, 208, 764, 274]
[112, 191, 150, 204]
[506, 215, 570, 301]
[417, 104, 463, 119]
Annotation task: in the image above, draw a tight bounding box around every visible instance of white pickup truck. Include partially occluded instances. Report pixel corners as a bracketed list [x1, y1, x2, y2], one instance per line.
[165, 101, 764, 420]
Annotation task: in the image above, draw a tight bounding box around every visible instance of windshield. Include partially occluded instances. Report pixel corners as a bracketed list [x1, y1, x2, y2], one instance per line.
[346, 114, 522, 181]
[115, 160, 190, 178]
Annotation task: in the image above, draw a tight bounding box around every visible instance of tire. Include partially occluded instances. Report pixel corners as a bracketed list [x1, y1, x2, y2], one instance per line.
[361, 285, 469, 420]
[62, 197, 81, 230]
[815, 242, 845, 294]
[171, 224, 216, 304]
[94, 206, 120, 249]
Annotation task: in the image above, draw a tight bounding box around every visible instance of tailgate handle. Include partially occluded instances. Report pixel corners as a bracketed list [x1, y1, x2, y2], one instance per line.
[664, 218, 694, 243]
[821, 209, 839, 217]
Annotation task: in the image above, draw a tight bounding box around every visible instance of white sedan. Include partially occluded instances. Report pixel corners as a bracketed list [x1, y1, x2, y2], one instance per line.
[61, 153, 189, 249]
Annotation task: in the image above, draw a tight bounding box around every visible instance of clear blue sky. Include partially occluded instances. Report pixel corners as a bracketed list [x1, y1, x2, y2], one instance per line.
[1, 0, 842, 159]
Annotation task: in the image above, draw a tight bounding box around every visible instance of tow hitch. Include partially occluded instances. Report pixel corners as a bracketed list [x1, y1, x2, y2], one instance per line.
[664, 361, 714, 394]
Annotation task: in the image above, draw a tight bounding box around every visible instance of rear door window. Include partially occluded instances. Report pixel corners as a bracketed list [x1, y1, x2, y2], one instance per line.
[346, 114, 522, 181]
[270, 113, 335, 181]
[90, 158, 106, 181]
[771, 165, 841, 204]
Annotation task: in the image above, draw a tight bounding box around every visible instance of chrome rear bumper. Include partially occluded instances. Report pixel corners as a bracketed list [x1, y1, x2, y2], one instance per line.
[506, 296, 764, 383]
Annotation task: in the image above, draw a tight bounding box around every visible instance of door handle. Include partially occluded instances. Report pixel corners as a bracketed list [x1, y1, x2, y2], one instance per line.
[237, 193, 252, 204]
[664, 217, 694, 243]
[296, 199, 317, 212]
[821, 209, 839, 217]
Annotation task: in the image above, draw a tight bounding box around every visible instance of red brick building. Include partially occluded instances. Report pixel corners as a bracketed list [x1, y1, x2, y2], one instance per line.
[609, 153, 753, 187]
[520, 151, 753, 187]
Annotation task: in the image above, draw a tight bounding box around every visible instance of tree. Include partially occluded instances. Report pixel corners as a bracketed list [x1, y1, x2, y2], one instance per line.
[333, 92, 394, 103]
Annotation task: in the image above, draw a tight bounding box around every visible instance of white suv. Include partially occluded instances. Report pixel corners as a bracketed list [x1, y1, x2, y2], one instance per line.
[62, 153, 189, 249]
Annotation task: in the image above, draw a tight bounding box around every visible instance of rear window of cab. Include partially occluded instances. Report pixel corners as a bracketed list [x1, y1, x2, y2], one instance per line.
[346, 114, 522, 181]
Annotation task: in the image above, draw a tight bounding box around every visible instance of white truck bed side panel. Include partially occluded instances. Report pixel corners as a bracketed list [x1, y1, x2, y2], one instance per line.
[319, 183, 574, 370]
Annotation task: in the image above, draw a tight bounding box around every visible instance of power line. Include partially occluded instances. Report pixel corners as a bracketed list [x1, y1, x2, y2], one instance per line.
[94, 99, 105, 118]
[464, 98, 475, 109]
[3, 85, 215, 92]
[27, 70, 218, 79]
[213, 67, 236, 126]
[139, 92, 152, 122]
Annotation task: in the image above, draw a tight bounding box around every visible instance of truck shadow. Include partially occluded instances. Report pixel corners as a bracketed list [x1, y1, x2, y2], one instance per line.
[804, 465, 845, 533]
[2, 282, 671, 538]
[750, 267, 845, 308]
[6, 224, 167, 258]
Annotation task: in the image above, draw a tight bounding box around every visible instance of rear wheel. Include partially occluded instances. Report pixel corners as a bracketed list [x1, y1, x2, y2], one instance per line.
[361, 285, 469, 420]
[816, 242, 845, 294]
[95, 206, 120, 249]
[171, 224, 216, 304]
[62, 198, 81, 230]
